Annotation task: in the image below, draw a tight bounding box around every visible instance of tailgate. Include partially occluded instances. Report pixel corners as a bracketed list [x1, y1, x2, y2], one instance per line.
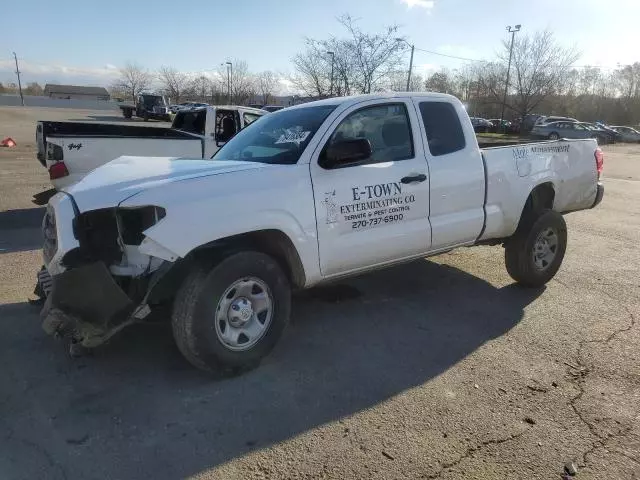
[36, 123, 46, 166]
[45, 136, 204, 182]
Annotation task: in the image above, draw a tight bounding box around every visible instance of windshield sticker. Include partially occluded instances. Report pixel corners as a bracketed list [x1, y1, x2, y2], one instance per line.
[275, 131, 310, 145]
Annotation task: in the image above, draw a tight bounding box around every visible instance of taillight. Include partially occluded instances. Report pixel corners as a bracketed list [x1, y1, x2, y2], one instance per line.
[595, 147, 604, 180]
[49, 162, 69, 180]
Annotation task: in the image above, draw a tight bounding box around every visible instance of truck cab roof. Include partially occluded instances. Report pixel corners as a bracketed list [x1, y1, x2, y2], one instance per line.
[285, 92, 461, 111]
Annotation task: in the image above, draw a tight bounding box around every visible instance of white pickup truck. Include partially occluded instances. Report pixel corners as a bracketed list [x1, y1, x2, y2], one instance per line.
[36, 105, 266, 189]
[38, 92, 604, 373]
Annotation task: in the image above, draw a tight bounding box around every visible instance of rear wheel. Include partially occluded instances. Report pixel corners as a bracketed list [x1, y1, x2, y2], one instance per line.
[548, 132, 559, 140]
[171, 251, 291, 373]
[504, 210, 567, 287]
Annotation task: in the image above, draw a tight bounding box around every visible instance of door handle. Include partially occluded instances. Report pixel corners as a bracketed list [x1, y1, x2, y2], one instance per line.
[401, 174, 427, 184]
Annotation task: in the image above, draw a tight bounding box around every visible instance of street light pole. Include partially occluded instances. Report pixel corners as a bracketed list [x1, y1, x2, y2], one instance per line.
[327, 51, 335, 96]
[500, 24, 521, 132]
[13, 52, 24, 106]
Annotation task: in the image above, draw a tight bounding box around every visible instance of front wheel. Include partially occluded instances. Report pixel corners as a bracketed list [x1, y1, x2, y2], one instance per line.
[172, 251, 291, 373]
[504, 210, 567, 287]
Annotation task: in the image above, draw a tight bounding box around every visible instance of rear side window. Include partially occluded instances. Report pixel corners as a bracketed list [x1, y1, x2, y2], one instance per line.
[173, 110, 206, 136]
[418, 102, 465, 156]
[243, 112, 262, 126]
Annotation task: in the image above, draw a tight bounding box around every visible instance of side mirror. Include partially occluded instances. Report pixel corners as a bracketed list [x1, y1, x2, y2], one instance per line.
[322, 138, 372, 168]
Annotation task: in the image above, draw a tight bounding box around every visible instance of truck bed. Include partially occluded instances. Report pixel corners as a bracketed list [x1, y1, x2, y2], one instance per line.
[36, 121, 196, 166]
[479, 138, 600, 241]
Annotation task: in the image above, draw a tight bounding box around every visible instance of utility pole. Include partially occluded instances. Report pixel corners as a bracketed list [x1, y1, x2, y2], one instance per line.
[500, 24, 521, 132]
[396, 39, 415, 91]
[406, 44, 415, 91]
[226, 62, 233, 104]
[327, 51, 335, 96]
[13, 52, 24, 106]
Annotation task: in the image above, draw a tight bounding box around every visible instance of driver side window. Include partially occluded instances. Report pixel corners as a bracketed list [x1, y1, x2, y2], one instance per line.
[324, 103, 414, 168]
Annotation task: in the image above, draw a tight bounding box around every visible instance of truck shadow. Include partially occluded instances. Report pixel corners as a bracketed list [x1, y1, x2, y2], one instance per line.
[0, 259, 544, 480]
[0, 207, 44, 253]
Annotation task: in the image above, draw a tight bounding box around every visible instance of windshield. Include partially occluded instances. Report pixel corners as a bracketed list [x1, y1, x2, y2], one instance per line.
[212, 105, 337, 164]
[143, 95, 165, 107]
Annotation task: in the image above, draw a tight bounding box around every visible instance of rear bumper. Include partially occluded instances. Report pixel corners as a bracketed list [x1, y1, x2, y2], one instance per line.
[591, 182, 604, 208]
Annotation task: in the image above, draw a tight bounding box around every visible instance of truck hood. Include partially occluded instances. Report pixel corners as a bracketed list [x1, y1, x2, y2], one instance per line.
[63, 156, 266, 212]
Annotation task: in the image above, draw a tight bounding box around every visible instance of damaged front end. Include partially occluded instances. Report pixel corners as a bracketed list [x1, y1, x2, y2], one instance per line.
[39, 196, 179, 348]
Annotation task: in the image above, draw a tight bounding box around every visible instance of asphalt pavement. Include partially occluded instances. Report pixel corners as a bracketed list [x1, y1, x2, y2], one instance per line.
[0, 107, 638, 479]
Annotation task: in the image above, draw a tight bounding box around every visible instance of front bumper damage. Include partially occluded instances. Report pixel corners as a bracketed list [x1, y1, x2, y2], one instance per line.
[38, 260, 179, 347]
[38, 193, 178, 348]
[40, 262, 134, 347]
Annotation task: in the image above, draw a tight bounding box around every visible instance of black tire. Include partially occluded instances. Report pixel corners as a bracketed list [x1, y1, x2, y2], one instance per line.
[143, 113, 149, 122]
[171, 251, 291, 373]
[548, 132, 559, 140]
[504, 210, 567, 287]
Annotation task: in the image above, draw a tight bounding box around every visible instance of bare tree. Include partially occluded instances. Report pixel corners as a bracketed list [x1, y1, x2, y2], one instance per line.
[158, 66, 190, 103]
[424, 70, 457, 94]
[291, 41, 332, 97]
[24, 82, 43, 96]
[111, 62, 152, 101]
[386, 69, 423, 92]
[291, 15, 405, 97]
[338, 15, 405, 94]
[504, 30, 579, 118]
[217, 60, 256, 105]
[187, 75, 213, 102]
[615, 62, 640, 99]
[256, 71, 279, 104]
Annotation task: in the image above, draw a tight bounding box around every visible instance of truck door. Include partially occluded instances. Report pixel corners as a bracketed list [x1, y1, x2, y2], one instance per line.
[310, 99, 431, 277]
[412, 99, 485, 249]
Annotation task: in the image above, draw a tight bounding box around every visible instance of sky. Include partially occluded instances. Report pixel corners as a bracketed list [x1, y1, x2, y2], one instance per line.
[1, 0, 639, 93]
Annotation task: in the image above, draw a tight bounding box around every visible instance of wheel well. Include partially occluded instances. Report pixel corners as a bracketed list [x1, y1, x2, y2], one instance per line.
[193, 229, 306, 289]
[519, 183, 555, 228]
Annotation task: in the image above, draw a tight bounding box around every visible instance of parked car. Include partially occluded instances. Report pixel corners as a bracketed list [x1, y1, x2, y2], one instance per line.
[37, 92, 603, 372]
[470, 117, 493, 133]
[119, 94, 171, 122]
[488, 119, 518, 134]
[593, 123, 622, 143]
[576, 123, 617, 144]
[611, 126, 640, 143]
[520, 114, 544, 134]
[36, 106, 266, 189]
[262, 105, 285, 112]
[530, 121, 605, 142]
[534, 116, 578, 126]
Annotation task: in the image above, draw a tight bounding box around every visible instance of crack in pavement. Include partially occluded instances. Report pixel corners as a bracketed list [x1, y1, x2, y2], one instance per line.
[422, 430, 526, 479]
[566, 296, 637, 470]
[1, 415, 69, 480]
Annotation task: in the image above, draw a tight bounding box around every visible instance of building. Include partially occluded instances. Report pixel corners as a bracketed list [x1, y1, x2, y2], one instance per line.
[44, 84, 110, 101]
